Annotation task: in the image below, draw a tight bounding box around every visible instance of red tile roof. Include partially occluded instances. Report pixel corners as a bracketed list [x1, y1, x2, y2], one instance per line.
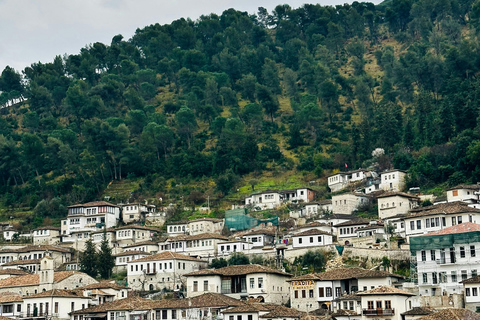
[186, 264, 291, 277]
[417, 308, 480, 320]
[356, 286, 415, 296]
[420, 222, 480, 236]
[130, 251, 206, 263]
[407, 202, 480, 218]
[68, 201, 118, 208]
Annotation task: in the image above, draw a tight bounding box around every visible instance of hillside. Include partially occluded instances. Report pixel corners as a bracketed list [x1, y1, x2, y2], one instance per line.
[1, 0, 480, 228]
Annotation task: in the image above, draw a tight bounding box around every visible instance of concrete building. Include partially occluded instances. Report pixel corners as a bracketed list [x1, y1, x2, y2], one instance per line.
[120, 202, 156, 224]
[32, 227, 61, 245]
[114, 250, 150, 272]
[357, 286, 416, 320]
[115, 225, 159, 247]
[185, 264, 292, 304]
[291, 229, 333, 249]
[335, 219, 370, 240]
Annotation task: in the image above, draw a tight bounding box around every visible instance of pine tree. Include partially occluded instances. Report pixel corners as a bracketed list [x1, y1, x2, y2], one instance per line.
[97, 229, 115, 279]
[80, 238, 97, 278]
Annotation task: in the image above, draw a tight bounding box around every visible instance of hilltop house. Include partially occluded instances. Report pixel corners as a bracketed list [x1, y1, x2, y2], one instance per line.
[331, 193, 370, 215]
[379, 170, 406, 192]
[447, 184, 480, 204]
[120, 202, 156, 224]
[377, 192, 420, 220]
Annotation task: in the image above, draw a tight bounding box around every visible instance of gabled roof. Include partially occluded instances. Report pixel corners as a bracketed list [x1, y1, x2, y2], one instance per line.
[3, 258, 40, 266]
[0, 271, 85, 288]
[72, 296, 154, 314]
[115, 225, 159, 232]
[0, 293, 23, 303]
[185, 264, 291, 277]
[3, 245, 71, 253]
[461, 275, 480, 284]
[417, 308, 480, 320]
[289, 268, 403, 282]
[222, 304, 270, 313]
[189, 217, 223, 223]
[401, 307, 434, 316]
[377, 191, 420, 199]
[0, 269, 30, 276]
[24, 289, 89, 299]
[114, 250, 150, 257]
[292, 229, 332, 237]
[334, 218, 370, 227]
[447, 184, 480, 191]
[79, 281, 129, 290]
[420, 222, 480, 237]
[130, 251, 205, 263]
[68, 201, 118, 208]
[356, 286, 415, 296]
[407, 202, 480, 218]
[124, 241, 158, 248]
[33, 226, 61, 231]
[168, 233, 228, 241]
[188, 292, 244, 308]
[259, 305, 304, 318]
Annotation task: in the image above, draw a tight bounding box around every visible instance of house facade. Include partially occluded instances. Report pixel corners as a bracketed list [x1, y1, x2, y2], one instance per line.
[331, 193, 370, 215]
[32, 227, 61, 245]
[377, 192, 419, 220]
[291, 229, 333, 249]
[379, 170, 406, 192]
[357, 286, 415, 320]
[410, 222, 480, 296]
[447, 184, 480, 203]
[185, 265, 292, 304]
[120, 203, 156, 224]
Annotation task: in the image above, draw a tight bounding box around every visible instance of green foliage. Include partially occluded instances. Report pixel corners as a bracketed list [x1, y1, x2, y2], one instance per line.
[209, 258, 228, 268]
[80, 238, 98, 278]
[97, 229, 115, 279]
[294, 250, 327, 273]
[228, 253, 250, 266]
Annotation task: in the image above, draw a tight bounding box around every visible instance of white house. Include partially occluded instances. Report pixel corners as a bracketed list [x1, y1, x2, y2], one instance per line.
[0, 293, 23, 318]
[291, 229, 333, 249]
[217, 240, 254, 257]
[357, 286, 416, 320]
[123, 241, 159, 253]
[164, 233, 229, 258]
[404, 202, 480, 241]
[120, 202, 156, 224]
[63, 201, 120, 242]
[22, 289, 91, 320]
[242, 229, 276, 248]
[114, 250, 150, 272]
[71, 296, 153, 320]
[335, 218, 370, 240]
[379, 170, 406, 192]
[328, 172, 349, 192]
[410, 222, 480, 296]
[188, 218, 224, 235]
[166, 221, 189, 236]
[377, 192, 420, 220]
[244, 190, 283, 210]
[447, 184, 480, 204]
[115, 225, 158, 247]
[32, 227, 61, 245]
[185, 264, 292, 304]
[331, 193, 370, 215]
[78, 281, 130, 304]
[462, 275, 480, 312]
[288, 268, 404, 312]
[127, 251, 208, 291]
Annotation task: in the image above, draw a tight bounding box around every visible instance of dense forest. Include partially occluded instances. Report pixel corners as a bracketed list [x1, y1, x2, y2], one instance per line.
[2, 0, 480, 225]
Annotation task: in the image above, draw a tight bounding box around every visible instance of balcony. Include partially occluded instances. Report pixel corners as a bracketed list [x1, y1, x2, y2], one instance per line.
[363, 309, 395, 316]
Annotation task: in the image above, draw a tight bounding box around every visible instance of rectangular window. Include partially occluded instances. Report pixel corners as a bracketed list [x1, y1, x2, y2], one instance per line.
[162, 310, 167, 319]
[451, 271, 457, 283]
[432, 272, 438, 284]
[439, 272, 447, 283]
[385, 301, 392, 309]
[71, 302, 74, 311]
[431, 250, 436, 261]
[474, 288, 478, 296]
[462, 270, 468, 280]
[326, 287, 332, 297]
[193, 281, 198, 292]
[458, 216, 463, 224]
[310, 237, 314, 243]
[299, 238, 302, 244]
[452, 217, 457, 226]
[258, 277, 263, 288]
[204, 280, 208, 291]
[410, 221, 415, 230]
[472, 246, 476, 257]
[461, 247, 466, 258]
[54, 303, 58, 314]
[237, 316, 242, 320]
[335, 287, 341, 297]
[318, 236, 322, 242]
[302, 290, 306, 298]
[250, 278, 255, 289]
[421, 251, 426, 261]
[473, 270, 478, 278]
[426, 219, 430, 228]
[248, 316, 253, 320]
[466, 288, 471, 296]
[367, 301, 374, 310]
[423, 273, 428, 284]
[417, 220, 421, 229]
[172, 310, 177, 319]
[319, 288, 324, 297]
[294, 290, 298, 298]
[309, 289, 314, 298]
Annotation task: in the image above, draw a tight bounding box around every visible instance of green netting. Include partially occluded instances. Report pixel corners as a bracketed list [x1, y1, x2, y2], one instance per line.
[225, 208, 279, 231]
[410, 231, 480, 254]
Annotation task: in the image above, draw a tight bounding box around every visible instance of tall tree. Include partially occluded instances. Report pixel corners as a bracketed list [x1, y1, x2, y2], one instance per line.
[97, 229, 115, 279]
[80, 238, 97, 278]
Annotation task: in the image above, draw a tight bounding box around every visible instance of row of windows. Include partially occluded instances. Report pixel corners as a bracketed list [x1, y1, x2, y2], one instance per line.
[409, 215, 471, 231]
[466, 287, 480, 297]
[380, 202, 402, 208]
[421, 270, 477, 284]
[339, 227, 357, 235]
[298, 236, 323, 244]
[130, 262, 187, 272]
[169, 226, 186, 233]
[228, 315, 253, 320]
[420, 246, 476, 262]
[367, 300, 392, 310]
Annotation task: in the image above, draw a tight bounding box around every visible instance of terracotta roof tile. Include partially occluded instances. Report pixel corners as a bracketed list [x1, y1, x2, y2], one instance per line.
[356, 286, 415, 296]
[420, 222, 480, 236]
[3, 258, 41, 266]
[401, 307, 435, 316]
[124, 241, 158, 248]
[189, 292, 244, 308]
[0, 269, 30, 276]
[334, 218, 370, 227]
[79, 281, 129, 290]
[407, 202, 480, 218]
[447, 184, 480, 191]
[168, 233, 228, 241]
[130, 251, 206, 263]
[114, 250, 151, 257]
[186, 264, 291, 277]
[0, 293, 23, 303]
[68, 201, 118, 208]
[376, 191, 420, 199]
[417, 308, 480, 320]
[72, 296, 155, 314]
[190, 217, 223, 223]
[115, 225, 159, 232]
[13, 245, 71, 253]
[33, 226, 61, 231]
[259, 305, 304, 318]
[292, 229, 332, 237]
[311, 268, 402, 281]
[24, 289, 88, 299]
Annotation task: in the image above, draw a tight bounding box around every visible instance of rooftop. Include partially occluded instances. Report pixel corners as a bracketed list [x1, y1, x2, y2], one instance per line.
[447, 184, 480, 191]
[407, 202, 480, 218]
[401, 307, 434, 316]
[334, 218, 370, 227]
[168, 233, 228, 241]
[356, 286, 415, 296]
[420, 222, 480, 236]
[0, 293, 23, 303]
[24, 289, 89, 299]
[289, 268, 403, 282]
[68, 201, 118, 208]
[2, 258, 40, 266]
[79, 281, 129, 290]
[130, 251, 206, 263]
[186, 264, 291, 277]
[72, 296, 154, 314]
[114, 250, 151, 257]
[416, 308, 480, 320]
[292, 229, 332, 237]
[0, 271, 82, 288]
[376, 191, 420, 199]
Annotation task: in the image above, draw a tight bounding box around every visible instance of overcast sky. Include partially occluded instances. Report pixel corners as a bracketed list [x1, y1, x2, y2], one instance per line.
[0, 0, 381, 73]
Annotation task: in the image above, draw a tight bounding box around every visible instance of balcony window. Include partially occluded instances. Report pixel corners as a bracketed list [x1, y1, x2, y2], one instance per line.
[472, 246, 476, 257]
[466, 288, 471, 296]
[461, 247, 466, 258]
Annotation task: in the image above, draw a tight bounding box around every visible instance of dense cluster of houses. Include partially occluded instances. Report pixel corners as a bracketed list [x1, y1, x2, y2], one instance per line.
[2, 170, 480, 319]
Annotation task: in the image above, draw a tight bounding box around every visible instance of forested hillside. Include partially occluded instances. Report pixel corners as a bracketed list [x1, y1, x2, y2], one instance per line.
[1, 0, 480, 226]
